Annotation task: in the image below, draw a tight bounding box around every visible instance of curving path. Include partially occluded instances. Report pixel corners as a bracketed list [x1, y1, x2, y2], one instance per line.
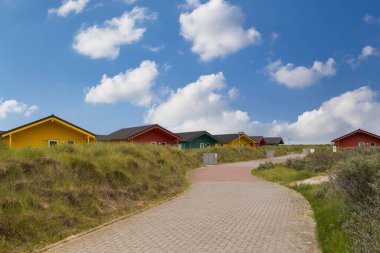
[45, 154, 318, 253]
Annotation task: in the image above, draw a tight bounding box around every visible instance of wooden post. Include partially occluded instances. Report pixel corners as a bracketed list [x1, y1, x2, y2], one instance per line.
[9, 134, 12, 148]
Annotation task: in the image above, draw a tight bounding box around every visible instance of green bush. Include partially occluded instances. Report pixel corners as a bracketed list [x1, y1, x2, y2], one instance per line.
[257, 161, 275, 170]
[332, 154, 380, 252]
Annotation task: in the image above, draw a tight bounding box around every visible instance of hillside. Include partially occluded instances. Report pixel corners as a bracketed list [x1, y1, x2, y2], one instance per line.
[0, 143, 319, 252]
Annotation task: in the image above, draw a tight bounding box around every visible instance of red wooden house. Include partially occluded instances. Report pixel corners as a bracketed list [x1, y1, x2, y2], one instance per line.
[98, 124, 182, 146]
[331, 129, 380, 148]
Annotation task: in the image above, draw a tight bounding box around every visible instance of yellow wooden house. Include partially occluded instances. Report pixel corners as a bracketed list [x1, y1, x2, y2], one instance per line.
[0, 115, 96, 148]
[214, 133, 257, 148]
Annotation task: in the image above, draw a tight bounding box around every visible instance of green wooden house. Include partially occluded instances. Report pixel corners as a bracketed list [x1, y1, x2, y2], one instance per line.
[175, 131, 221, 149]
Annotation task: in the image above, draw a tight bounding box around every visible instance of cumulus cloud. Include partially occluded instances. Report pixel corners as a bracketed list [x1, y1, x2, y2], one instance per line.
[85, 60, 158, 106]
[73, 7, 154, 59]
[48, 0, 90, 17]
[268, 86, 380, 143]
[145, 72, 251, 133]
[179, 0, 261, 61]
[0, 100, 38, 119]
[266, 58, 336, 88]
[144, 71, 379, 143]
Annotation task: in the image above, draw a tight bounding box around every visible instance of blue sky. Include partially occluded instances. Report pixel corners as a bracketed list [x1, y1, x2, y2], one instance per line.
[1, 0, 380, 143]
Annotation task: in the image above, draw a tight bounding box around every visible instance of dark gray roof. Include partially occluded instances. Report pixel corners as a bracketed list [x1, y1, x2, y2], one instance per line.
[263, 137, 284, 145]
[99, 124, 182, 141]
[251, 136, 264, 143]
[213, 134, 254, 144]
[175, 131, 205, 142]
[96, 135, 109, 141]
[100, 125, 157, 141]
[175, 131, 221, 142]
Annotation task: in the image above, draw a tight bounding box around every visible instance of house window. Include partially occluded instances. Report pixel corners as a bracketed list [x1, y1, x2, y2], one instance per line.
[160, 142, 168, 146]
[371, 143, 376, 147]
[200, 143, 205, 149]
[48, 140, 58, 147]
[150, 142, 157, 145]
[68, 140, 75, 145]
[358, 142, 365, 148]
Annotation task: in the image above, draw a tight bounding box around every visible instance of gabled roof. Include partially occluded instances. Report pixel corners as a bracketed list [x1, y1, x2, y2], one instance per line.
[213, 133, 256, 144]
[101, 124, 181, 141]
[263, 137, 284, 145]
[251, 136, 265, 144]
[175, 131, 221, 143]
[331, 129, 380, 142]
[0, 115, 95, 138]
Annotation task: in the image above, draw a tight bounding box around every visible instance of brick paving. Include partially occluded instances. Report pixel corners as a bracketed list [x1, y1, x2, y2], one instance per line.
[46, 155, 319, 253]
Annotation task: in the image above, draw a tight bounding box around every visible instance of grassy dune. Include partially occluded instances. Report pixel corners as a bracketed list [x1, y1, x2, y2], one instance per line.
[0, 143, 201, 252]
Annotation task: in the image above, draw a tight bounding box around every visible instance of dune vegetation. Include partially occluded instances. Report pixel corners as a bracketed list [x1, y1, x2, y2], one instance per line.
[253, 148, 380, 253]
[0, 142, 319, 252]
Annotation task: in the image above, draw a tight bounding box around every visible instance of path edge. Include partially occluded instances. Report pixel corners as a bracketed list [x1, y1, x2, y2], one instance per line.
[250, 169, 321, 253]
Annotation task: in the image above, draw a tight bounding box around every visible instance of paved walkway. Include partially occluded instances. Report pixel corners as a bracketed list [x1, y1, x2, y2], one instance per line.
[46, 155, 318, 253]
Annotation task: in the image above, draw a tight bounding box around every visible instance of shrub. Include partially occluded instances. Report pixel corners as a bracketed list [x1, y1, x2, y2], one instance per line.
[257, 162, 275, 170]
[332, 154, 380, 252]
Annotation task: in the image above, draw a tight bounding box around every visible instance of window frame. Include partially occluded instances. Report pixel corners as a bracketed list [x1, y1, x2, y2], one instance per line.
[48, 140, 59, 147]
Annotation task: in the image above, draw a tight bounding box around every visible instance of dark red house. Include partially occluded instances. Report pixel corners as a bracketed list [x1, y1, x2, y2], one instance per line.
[331, 129, 380, 148]
[98, 124, 182, 146]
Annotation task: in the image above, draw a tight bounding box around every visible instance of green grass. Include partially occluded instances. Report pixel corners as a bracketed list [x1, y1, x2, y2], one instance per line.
[190, 144, 330, 164]
[253, 166, 352, 253]
[294, 184, 352, 253]
[253, 166, 317, 186]
[0, 143, 201, 252]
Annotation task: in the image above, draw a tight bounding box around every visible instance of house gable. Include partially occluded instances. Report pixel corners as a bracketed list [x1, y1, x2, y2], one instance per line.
[0, 115, 95, 148]
[332, 129, 380, 148]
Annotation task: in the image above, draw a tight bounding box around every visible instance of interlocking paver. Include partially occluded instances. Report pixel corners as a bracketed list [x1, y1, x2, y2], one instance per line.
[46, 155, 319, 253]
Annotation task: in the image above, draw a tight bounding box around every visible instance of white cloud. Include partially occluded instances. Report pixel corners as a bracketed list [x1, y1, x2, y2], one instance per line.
[143, 44, 165, 52]
[266, 58, 336, 88]
[348, 45, 378, 69]
[73, 7, 154, 59]
[124, 0, 137, 4]
[364, 14, 380, 25]
[145, 72, 251, 133]
[48, 0, 90, 17]
[267, 86, 380, 143]
[145, 72, 380, 143]
[228, 87, 239, 100]
[0, 100, 38, 119]
[179, 0, 261, 61]
[358, 45, 377, 59]
[270, 32, 279, 42]
[85, 60, 158, 106]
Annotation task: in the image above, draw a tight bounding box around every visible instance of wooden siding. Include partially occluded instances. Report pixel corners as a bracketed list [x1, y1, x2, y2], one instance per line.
[334, 132, 380, 148]
[1, 120, 94, 148]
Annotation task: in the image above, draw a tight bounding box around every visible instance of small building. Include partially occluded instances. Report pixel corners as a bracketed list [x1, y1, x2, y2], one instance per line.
[0, 115, 96, 148]
[99, 124, 181, 146]
[214, 133, 256, 148]
[331, 129, 380, 148]
[263, 137, 284, 146]
[175, 131, 221, 149]
[250, 136, 266, 147]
